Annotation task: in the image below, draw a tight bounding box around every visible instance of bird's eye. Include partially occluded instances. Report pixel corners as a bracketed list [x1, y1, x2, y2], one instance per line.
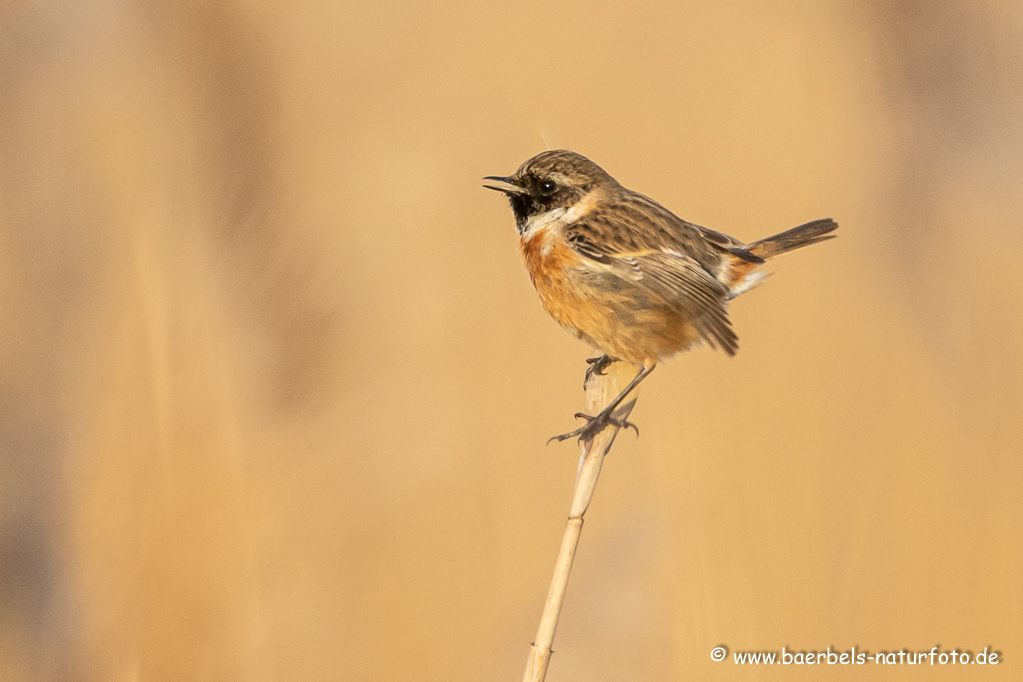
[538, 180, 557, 195]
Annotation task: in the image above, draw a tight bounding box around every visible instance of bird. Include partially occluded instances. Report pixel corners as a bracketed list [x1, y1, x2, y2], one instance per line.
[483, 149, 837, 443]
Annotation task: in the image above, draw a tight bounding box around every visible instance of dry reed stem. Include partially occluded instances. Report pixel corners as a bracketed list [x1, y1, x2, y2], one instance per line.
[522, 360, 639, 682]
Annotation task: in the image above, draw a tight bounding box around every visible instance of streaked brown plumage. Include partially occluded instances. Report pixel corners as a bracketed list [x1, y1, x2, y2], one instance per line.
[484, 149, 837, 442]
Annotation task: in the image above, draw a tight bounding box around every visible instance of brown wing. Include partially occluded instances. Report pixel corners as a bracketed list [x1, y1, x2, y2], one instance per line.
[564, 220, 738, 355]
[619, 250, 738, 354]
[593, 189, 763, 267]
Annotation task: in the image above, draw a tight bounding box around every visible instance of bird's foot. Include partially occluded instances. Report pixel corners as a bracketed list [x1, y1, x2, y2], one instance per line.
[583, 355, 617, 389]
[547, 408, 639, 445]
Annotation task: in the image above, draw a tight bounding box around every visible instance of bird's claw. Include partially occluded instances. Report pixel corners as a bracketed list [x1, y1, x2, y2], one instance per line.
[583, 355, 617, 388]
[546, 410, 639, 445]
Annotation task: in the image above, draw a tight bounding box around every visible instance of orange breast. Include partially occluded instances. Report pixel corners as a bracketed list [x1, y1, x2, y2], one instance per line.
[519, 229, 588, 337]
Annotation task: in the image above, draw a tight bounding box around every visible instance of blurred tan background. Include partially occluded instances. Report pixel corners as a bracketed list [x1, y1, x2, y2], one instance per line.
[1, 0, 1021, 680]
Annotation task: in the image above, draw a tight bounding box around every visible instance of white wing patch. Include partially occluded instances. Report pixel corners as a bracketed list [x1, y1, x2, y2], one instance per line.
[623, 257, 643, 280]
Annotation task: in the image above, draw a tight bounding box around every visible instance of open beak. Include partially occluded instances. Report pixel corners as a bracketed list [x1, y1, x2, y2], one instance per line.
[482, 175, 528, 196]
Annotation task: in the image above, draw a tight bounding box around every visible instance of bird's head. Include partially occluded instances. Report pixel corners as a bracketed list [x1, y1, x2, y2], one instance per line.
[483, 150, 615, 232]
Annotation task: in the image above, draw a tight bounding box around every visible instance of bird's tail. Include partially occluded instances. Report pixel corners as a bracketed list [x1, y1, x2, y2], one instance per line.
[747, 218, 838, 259]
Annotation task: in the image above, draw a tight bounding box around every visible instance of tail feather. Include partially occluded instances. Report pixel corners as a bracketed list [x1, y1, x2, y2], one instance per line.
[747, 218, 838, 259]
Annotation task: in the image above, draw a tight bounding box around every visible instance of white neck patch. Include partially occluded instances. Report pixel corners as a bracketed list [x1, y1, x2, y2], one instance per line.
[520, 208, 567, 240]
[518, 190, 599, 240]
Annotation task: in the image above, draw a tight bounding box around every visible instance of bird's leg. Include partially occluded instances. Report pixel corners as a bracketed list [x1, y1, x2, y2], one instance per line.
[583, 354, 617, 389]
[549, 364, 656, 444]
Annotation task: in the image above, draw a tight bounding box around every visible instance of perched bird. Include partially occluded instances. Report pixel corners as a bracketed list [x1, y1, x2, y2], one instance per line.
[484, 150, 837, 442]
